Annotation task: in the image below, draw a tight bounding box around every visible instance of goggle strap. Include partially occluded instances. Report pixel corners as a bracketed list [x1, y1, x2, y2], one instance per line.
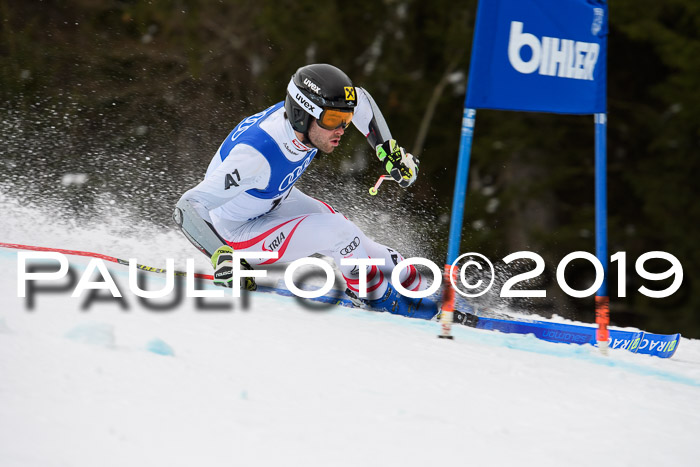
[287, 79, 323, 119]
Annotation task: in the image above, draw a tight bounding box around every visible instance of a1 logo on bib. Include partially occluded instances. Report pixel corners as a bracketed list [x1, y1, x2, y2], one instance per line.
[225, 169, 241, 190]
[344, 86, 356, 103]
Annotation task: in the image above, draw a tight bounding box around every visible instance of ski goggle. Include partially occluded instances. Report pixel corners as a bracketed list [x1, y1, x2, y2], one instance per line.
[317, 108, 354, 130]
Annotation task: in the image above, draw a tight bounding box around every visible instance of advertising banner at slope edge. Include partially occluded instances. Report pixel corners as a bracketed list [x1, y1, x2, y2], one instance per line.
[466, 0, 608, 114]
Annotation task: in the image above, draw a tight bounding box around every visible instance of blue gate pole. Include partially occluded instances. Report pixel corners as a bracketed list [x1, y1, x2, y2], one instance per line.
[439, 107, 476, 339]
[446, 108, 477, 265]
[594, 112, 609, 351]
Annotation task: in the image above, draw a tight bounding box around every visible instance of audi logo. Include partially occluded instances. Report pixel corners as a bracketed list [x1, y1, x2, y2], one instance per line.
[340, 237, 361, 256]
[278, 155, 313, 192]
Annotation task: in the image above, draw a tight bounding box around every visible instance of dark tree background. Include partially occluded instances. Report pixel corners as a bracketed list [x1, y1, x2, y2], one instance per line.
[1, 0, 698, 336]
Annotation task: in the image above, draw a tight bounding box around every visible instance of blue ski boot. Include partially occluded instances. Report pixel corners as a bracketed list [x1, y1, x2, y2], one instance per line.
[365, 283, 439, 320]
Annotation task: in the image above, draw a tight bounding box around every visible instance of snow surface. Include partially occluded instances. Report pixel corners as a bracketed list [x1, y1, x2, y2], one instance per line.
[1, 202, 700, 467]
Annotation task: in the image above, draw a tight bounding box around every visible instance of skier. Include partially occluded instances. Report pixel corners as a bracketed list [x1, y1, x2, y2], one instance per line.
[173, 63, 438, 319]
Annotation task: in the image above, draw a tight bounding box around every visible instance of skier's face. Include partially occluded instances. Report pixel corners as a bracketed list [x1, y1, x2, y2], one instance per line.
[308, 119, 345, 154]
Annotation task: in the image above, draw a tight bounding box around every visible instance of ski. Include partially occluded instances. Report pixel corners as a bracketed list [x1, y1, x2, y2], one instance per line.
[1, 242, 680, 358]
[253, 282, 680, 358]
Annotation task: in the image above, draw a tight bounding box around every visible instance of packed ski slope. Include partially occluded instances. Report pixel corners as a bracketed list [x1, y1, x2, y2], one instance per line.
[1, 201, 700, 467]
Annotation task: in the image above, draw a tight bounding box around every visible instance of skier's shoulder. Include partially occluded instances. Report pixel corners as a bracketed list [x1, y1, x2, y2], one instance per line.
[187, 144, 270, 202]
[258, 105, 314, 162]
[257, 103, 288, 137]
[217, 142, 271, 177]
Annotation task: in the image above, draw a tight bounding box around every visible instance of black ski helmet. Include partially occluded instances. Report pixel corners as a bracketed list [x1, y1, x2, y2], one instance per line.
[284, 63, 357, 134]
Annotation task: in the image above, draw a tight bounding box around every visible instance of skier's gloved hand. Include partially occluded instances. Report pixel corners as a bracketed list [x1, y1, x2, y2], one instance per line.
[375, 139, 419, 188]
[210, 245, 257, 291]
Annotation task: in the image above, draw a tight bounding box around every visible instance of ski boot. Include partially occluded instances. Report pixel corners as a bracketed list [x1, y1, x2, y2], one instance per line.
[363, 283, 438, 320]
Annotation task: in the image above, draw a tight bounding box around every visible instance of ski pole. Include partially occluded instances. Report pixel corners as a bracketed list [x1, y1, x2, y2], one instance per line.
[368, 175, 392, 196]
[0, 242, 214, 280]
